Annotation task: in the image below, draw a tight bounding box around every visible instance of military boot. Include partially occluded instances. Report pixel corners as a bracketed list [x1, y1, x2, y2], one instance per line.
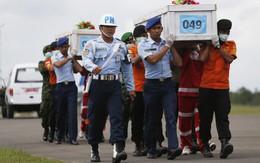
[112, 142, 127, 163]
[156, 141, 168, 157]
[90, 144, 100, 162]
[201, 143, 213, 158]
[43, 128, 49, 141]
[220, 139, 233, 159]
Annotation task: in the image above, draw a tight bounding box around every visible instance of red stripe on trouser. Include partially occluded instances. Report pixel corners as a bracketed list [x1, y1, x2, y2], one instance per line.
[178, 96, 202, 150]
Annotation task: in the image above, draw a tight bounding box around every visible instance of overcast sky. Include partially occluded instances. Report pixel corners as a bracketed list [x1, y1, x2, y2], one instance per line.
[0, 0, 259, 91]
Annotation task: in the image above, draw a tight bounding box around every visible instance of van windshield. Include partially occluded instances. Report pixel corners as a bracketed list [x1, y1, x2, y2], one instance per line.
[15, 68, 42, 83]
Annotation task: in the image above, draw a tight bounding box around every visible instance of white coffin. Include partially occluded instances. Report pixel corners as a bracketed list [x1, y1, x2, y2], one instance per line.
[134, 4, 217, 47]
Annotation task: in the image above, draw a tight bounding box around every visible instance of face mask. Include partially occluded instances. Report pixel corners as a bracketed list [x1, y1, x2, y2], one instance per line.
[219, 34, 229, 42]
[45, 52, 52, 58]
[136, 37, 146, 44]
[101, 29, 113, 38]
[126, 43, 134, 48]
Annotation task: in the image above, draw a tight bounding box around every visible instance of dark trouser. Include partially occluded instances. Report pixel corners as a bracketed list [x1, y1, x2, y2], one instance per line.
[156, 108, 165, 143]
[122, 95, 131, 139]
[87, 80, 125, 145]
[131, 92, 165, 144]
[198, 88, 231, 144]
[175, 82, 179, 122]
[49, 84, 56, 133]
[131, 92, 145, 144]
[55, 82, 78, 141]
[143, 79, 178, 154]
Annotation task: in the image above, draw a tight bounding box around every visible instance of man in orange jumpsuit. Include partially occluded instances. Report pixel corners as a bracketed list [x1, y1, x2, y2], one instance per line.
[199, 19, 236, 159]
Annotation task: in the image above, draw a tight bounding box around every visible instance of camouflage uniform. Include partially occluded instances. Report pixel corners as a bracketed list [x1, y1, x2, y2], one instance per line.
[38, 60, 52, 139]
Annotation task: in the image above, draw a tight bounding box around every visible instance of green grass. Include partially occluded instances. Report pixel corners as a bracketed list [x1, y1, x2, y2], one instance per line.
[0, 148, 62, 163]
[231, 104, 260, 115]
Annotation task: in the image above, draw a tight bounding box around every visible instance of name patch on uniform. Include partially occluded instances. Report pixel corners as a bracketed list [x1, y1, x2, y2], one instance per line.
[144, 48, 156, 52]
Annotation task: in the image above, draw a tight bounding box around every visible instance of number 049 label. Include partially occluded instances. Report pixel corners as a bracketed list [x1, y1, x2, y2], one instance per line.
[180, 15, 207, 34]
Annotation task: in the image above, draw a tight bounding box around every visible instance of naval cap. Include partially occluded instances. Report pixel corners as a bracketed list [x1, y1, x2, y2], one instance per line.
[145, 17, 161, 29]
[57, 37, 69, 47]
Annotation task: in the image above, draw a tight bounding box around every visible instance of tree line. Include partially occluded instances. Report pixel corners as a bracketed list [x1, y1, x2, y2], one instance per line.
[230, 87, 260, 106]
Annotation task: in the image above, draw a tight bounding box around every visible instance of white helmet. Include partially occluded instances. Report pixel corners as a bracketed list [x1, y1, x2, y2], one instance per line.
[99, 14, 117, 27]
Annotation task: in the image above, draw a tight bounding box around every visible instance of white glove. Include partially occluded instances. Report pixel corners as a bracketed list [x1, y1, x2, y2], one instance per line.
[71, 49, 77, 57]
[67, 55, 73, 60]
[165, 34, 176, 48]
[212, 35, 220, 49]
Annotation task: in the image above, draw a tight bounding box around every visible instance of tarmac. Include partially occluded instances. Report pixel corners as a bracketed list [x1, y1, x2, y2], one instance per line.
[0, 111, 260, 163]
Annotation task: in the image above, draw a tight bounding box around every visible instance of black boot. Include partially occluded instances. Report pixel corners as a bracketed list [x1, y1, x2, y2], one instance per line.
[156, 141, 168, 157]
[91, 144, 100, 162]
[112, 142, 127, 163]
[43, 128, 49, 141]
[220, 139, 233, 159]
[201, 143, 213, 158]
[133, 142, 144, 157]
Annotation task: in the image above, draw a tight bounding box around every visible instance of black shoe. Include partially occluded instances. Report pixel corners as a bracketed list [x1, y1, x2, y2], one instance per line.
[190, 141, 200, 154]
[43, 129, 49, 141]
[48, 131, 54, 143]
[112, 142, 127, 163]
[202, 144, 213, 158]
[91, 144, 100, 162]
[167, 147, 182, 160]
[220, 139, 233, 159]
[147, 153, 157, 159]
[156, 142, 168, 157]
[69, 140, 79, 145]
[91, 150, 100, 162]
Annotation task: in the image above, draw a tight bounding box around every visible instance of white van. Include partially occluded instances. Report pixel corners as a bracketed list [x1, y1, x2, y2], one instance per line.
[4, 63, 42, 118]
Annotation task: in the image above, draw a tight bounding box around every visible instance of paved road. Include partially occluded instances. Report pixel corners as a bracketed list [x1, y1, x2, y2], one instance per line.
[0, 111, 260, 163]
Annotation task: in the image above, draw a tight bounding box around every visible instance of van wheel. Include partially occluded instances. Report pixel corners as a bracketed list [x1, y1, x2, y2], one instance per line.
[1, 105, 7, 118]
[6, 104, 14, 118]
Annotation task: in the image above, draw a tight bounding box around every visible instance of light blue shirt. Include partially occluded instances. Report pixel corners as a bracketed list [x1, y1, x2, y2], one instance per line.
[51, 53, 75, 83]
[138, 37, 173, 79]
[82, 36, 134, 91]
